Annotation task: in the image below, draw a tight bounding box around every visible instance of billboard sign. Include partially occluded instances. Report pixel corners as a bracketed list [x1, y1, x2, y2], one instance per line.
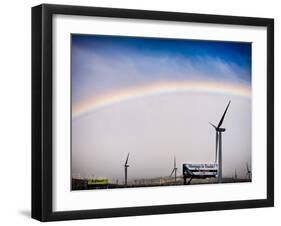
[183, 163, 218, 178]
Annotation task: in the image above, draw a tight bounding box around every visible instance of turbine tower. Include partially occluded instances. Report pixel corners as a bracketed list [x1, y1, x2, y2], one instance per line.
[169, 156, 177, 182]
[124, 153, 130, 187]
[246, 163, 251, 180]
[210, 101, 231, 183]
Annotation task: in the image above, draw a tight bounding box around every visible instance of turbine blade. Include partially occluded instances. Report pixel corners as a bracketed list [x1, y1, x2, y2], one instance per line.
[125, 153, 130, 165]
[215, 132, 218, 162]
[209, 122, 217, 130]
[170, 168, 175, 177]
[174, 156, 176, 168]
[217, 101, 231, 128]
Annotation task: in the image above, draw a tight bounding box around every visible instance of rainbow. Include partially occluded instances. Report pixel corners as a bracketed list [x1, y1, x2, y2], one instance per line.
[73, 81, 251, 118]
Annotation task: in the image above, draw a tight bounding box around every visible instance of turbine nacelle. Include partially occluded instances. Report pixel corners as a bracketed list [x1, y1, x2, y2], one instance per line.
[209, 124, 225, 132]
[218, 128, 226, 132]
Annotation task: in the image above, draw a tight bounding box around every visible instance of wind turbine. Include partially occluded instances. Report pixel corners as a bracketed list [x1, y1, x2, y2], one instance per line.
[209, 101, 231, 183]
[169, 156, 177, 182]
[246, 163, 251, 180]
[234, 168, 237, 180]
[124, 153, 130, 187]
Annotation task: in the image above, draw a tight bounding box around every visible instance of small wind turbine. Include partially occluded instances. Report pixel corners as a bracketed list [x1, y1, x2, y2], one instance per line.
[246, 163, 251, 180]
[169, 156, 177, 182]
[124, 153, 130, 187]
[210, 101, 231, 183]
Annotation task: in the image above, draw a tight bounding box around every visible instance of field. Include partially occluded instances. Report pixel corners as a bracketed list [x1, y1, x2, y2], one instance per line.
[72, 177, 251, 190]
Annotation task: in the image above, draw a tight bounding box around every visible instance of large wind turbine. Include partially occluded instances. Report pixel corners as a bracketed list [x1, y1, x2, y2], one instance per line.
[210, 101, 231, 183]
[169, 156, 177, 182]
[124, 153, 130, 187]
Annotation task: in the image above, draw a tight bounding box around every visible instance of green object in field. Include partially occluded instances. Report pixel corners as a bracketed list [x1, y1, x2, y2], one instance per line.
[88, 179, 110, 185]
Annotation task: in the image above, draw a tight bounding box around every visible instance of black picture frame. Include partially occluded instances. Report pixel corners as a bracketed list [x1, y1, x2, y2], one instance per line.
[32, 4, 274, 222]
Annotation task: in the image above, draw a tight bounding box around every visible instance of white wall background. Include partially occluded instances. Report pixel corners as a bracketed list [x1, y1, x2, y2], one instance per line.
[0, 0, 278, 225]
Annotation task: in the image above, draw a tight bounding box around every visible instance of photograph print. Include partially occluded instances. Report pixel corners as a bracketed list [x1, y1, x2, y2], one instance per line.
[71, 34, 252, 190]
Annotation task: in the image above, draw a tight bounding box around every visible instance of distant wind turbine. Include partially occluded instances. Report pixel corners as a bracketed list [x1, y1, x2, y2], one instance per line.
[124, 153, 130, 187]
[246, 163, 251, 180]
[169, 156, 178, 182]
[210, 101, 231, 183]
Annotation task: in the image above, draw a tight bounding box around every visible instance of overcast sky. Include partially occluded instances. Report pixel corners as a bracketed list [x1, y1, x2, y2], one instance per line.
[71, 34, 252, 182]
